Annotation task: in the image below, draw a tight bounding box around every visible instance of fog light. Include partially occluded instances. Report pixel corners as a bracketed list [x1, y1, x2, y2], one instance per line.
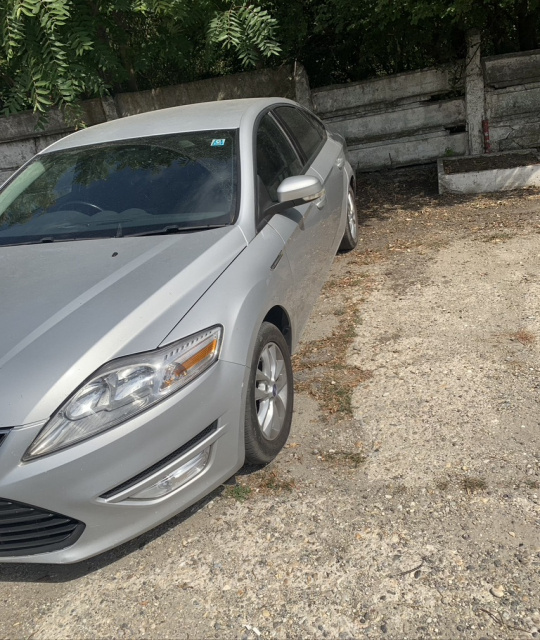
[129, 447, 210, 500]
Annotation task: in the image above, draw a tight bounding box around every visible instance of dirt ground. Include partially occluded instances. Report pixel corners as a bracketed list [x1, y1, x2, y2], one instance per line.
[1, 165, 540, 640]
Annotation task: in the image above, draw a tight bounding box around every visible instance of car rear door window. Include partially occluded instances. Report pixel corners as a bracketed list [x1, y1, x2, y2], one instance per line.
[256, 114, 303, 207]
[273, 106, 326, 165]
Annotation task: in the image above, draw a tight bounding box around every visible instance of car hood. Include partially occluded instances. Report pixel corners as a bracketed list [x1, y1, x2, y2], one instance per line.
[0, 227, 246, 426]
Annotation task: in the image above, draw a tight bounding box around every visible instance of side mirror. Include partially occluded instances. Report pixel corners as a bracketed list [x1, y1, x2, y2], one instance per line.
[277, 175, 324, 204]
[264, 175, 325, 217]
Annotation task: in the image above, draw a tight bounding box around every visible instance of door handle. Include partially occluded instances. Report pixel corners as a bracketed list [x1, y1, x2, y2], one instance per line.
[336, 156, 345, 170]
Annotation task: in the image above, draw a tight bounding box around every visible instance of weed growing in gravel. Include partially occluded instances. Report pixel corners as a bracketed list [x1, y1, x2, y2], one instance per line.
[460, 476, 487, 494]
[481, 232, 515, 243]
[252, 469, 296, 492]
[436, 476, 487, 493]
[224, 470, 296, 502]
[293, 265, 372, 417]
[324, 381, 353, 414]
[389, 483, 408, 495]
[314, 449, 367, 468]
[224, 484, 252, 502]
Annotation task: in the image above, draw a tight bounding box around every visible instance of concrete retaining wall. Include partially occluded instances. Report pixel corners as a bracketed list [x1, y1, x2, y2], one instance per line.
[484, 50, 540, 153]
[315, 48, 540, 171]
[114, 66, 296, 117]
[0, 66, 297, 185]
[0, 50, 539, 180]
[0, 99, 110, 184]
[313, 66, 466, 171]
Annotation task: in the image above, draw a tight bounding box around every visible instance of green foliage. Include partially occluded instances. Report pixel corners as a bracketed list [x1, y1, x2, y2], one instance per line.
[208, 4, 281, 67]
[295, 0, 540, 86]
[1, 0, 109, 114]
[0, 0, 282, 115]
[224, 483, 252, 501]
[0, 0, 539, 113]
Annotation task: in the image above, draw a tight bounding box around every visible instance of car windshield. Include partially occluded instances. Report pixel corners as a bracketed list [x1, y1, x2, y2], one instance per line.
[0, 129, 238, 245]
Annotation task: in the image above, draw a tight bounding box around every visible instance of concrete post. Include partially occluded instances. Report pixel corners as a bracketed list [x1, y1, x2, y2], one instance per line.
[465, 30, 485, 156]
[293, 61, 314, 111]
[100, 96, 119, 121]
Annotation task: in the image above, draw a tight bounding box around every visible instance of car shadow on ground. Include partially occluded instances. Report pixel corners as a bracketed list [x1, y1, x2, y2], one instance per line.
[0, 462, 268, 583]
[0, 484, 229, 583]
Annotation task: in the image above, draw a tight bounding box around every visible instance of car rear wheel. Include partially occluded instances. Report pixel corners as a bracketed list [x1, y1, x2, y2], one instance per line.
[244, 322, 293, 464]
[339, 187, 358, 252]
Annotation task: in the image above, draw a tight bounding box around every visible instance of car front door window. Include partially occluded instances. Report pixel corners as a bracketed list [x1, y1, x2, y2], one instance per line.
[273, 106, 325, 166]
[256, 114, 303, 223]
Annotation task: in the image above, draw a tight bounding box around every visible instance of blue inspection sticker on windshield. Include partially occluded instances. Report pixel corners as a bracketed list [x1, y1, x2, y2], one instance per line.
[211, 139, 226, 147]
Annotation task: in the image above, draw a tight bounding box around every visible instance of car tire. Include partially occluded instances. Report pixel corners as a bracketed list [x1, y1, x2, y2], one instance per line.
[244, 322, 294, 465]
[339, 187, 358, 252]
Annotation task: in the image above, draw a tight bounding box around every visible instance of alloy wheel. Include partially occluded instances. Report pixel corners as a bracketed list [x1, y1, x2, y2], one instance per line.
[254, 342, 289, 440]
[347, 189, 358, 242]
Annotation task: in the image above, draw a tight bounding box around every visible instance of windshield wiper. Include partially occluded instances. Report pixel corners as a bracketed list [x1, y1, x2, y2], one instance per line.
[1, 237, 80, 246]
[129, 224, 228, 237]
[0, 224, 228, 246]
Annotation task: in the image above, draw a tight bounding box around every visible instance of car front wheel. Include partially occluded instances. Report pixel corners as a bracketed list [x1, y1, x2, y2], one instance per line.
[244, 322, 293, 465]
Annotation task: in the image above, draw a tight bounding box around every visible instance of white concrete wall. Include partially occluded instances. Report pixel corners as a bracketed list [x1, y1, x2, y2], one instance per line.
[0, 51, 539, 179]
[312, 67, 458, 117]
[483, 50, 540, 88]
[313, 49, 540, 171]
[483, 51, 540, 153]
[465, 31, 485, 156]
[314, 65, 467, 171]
[0, 98, 108, 184]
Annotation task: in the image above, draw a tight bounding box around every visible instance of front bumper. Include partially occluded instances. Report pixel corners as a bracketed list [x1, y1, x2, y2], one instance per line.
[0, 359, 247, 563]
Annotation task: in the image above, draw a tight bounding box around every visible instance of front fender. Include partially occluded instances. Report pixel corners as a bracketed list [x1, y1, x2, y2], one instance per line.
[161, 222, 295, 371]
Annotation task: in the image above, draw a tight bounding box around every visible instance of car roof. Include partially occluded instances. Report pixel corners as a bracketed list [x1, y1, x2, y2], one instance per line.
[43, 97, 298, 153]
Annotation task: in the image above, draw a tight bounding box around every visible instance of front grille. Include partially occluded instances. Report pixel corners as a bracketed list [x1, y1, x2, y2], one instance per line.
[0, 498, 85, 557]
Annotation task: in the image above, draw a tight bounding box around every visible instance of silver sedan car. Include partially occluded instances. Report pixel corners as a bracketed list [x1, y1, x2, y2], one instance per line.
[0, 98, 357, 563]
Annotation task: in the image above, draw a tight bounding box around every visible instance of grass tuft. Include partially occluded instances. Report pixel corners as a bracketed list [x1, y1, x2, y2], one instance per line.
[225, 469, 296, 503]
[460, 476, 487, 494]
[224, 484, 252, 502]
[314, 449, 367, 468]
[252, 469, 296, 492]
[481, 232, 515, 243]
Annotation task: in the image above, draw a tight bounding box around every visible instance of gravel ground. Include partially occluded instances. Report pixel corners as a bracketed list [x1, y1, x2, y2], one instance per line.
[1, 165, 540, 640]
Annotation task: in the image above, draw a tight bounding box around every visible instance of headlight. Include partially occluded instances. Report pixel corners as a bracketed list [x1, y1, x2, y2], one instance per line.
[24, 326, 222, 460]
